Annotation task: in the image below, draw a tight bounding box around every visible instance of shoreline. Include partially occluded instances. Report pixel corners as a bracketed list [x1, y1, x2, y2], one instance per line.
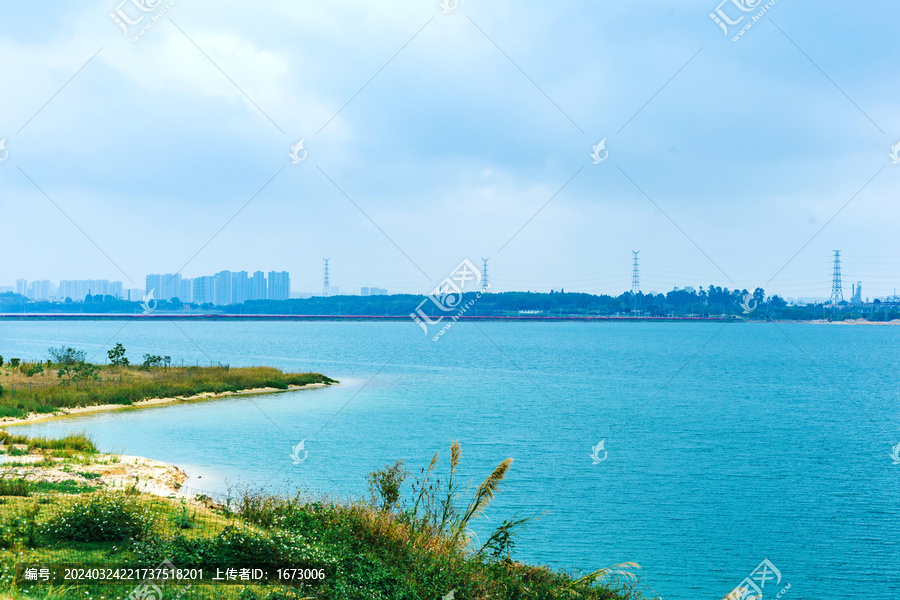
[0, 313, 898, 324]
[0, 449, 202, 502]
[0, 382, 330, 427]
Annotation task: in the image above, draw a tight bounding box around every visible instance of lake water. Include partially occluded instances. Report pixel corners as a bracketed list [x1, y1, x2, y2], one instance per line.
[2, 320, 898, 598]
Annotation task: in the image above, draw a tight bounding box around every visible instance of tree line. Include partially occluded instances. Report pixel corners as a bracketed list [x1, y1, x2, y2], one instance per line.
[1, 289, 897, 321]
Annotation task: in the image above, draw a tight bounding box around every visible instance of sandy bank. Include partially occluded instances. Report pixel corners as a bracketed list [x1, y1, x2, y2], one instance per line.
[0, 382, 330, 427]
[0, 448, 191, 498]
[798, 318, 900, 325]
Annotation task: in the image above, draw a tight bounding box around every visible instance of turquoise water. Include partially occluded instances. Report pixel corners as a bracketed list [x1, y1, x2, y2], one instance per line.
[2, 320, 898, 598]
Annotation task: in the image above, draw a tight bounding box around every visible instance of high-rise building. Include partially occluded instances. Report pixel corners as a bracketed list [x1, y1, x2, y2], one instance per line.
[27, 280, 55, 300]
[267, 271, 290, 300]
[15, 279, 28, 296]
[140, 270, 291, 305]
[230, 271, 250, 304]
[146, 274, 182, 301]
[192, 276, 215, 305]
[370, 287, 387, 295]
[251, 271, 267, 301]
[360, 287, 369, 296]
[214, 271, 232, 305]
[179, 278, 193, 303]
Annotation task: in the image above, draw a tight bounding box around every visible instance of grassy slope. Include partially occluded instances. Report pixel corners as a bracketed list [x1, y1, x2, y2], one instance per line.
[0, 493, 641, 600]
[0, 364, 336, 419]
[0, 435, 646, 600]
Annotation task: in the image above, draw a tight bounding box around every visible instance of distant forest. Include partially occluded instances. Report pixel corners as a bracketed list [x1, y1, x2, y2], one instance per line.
[2, 287, 898, 321]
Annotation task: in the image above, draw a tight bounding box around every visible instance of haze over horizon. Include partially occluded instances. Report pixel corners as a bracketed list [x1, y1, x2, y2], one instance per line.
[2, 1, 899, 299]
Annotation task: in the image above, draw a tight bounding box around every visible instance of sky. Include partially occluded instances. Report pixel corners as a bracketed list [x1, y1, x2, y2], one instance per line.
[1, 0, 899, 300]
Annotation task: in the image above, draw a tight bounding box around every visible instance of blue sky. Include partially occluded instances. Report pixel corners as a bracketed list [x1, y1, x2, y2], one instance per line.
[1, 0, 898, 299]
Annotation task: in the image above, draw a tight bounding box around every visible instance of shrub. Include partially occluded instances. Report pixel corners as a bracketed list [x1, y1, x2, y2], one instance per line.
[9, 358, 20, 369]
[133, 524, 336, 571]
[169, 499, 195, 529]
[24, 363, 44, 377]
[366, 460, 407, 512]
[57, 362, 99, 386]
[0, 479, 29, 497]
[0, 406, 22, 418]
[0, 504, 40, 549]
[48, 347, 85, 365]
[141, 354, 164, 369]
[42, 493, 152, 542]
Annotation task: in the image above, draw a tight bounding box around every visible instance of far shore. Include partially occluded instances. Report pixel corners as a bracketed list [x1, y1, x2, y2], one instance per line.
[1, 313, 898, 324]
[1, 382, 331, 427]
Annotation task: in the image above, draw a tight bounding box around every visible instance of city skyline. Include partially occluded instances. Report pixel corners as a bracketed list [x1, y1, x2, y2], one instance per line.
[4, 252, 898, 304]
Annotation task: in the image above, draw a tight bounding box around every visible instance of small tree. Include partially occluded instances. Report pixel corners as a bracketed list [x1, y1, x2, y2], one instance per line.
[49, 346, 86, 365]
[107, 343, 129, 366]
[0, 355, 4, 367]
[141, 354, 163, 370]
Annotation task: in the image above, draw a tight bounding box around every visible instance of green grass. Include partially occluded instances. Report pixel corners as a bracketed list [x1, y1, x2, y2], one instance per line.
[0, 431, 97, 454]
[29, 480, 98, 495]
[0, 365, 337, 419]
[0, 442, 650, 600]
[0, 479, 98, 497]
[0, 479, 28, 496]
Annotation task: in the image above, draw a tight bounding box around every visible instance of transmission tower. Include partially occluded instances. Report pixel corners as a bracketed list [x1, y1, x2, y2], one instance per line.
[481, 258, 489, 293]
[322, 258, 331, 297]
[631, 251, 640, 315]
[829, 250, 843, 306]
[631, 251, 640, 294]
